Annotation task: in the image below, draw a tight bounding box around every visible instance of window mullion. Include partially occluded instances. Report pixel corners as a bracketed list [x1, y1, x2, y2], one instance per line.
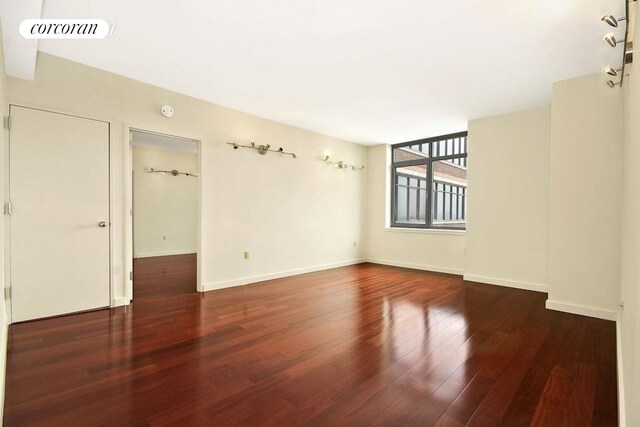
[427, 158, 433, 228]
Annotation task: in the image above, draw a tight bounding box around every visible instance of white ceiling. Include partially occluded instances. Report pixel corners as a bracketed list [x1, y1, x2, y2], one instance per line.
[131, 130, 198, 155]
[21, 1, 628, 144]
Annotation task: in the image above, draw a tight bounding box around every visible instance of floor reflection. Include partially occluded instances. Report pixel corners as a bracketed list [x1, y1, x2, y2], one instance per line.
[3, 262, 617, 426]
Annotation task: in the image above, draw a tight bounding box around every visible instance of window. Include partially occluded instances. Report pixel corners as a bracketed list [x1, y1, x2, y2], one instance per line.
[391, 131, 468, 230]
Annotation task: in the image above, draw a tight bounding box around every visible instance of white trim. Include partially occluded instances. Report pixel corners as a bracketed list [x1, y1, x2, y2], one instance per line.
[0, 314, 9, 421]
[202, 259, 366, 292]
[464, 274, 548, 293]
[134, 250, 196, 259]
[544, 299, 618, 321]
[383, 227, 465, 236]
[110, 297, 130, 308]
[366, 258, 464, 275]
[617, 315, 626, 427]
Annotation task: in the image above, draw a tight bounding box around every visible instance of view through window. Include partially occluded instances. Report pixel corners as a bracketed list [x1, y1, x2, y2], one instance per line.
[391, 132, 468, 229]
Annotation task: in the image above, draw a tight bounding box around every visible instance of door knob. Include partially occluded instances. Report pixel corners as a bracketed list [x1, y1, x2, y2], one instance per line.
[98, 221, 107, 228]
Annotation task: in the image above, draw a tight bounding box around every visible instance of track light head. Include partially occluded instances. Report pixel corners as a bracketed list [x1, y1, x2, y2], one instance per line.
[603, 65, 619, 76]
[601, 13, 619, 27]
[604, 33, 622, 48]
[606, 80, 621, 88]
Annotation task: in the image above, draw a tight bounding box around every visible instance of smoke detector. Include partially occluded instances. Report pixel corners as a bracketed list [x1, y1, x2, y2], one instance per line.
[161, 105, 174, 118]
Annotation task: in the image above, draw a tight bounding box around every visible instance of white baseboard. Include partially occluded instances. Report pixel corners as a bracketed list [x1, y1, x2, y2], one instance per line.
[463, 274, 548, 293]
[134, 250, 196, 259]
[545, 299, 618, 321]
[0, 314, 8, 422]
[111, 297, 131, 307]
[616, 315, 626, 427]
[202, 258, 366, 292]
[365, 258, 464, 275]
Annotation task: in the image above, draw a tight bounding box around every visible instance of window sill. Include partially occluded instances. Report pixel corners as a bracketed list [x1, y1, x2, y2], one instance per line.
[384, 227, 466, 236]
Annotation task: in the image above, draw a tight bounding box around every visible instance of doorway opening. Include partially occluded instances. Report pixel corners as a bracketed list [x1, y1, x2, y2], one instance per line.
[130, 129, 200, 299]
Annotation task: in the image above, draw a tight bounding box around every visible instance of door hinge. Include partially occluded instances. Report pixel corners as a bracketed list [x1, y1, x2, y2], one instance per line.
[129, 208, 133, 216]
[3, 201, 12, 216]
[129, 271, 133, 280]
[4, 287, 11, 300]
[4, 116, 10, 130]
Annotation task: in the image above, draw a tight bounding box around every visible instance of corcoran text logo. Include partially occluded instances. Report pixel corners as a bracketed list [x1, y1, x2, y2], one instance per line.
[19, 19, 115, 39]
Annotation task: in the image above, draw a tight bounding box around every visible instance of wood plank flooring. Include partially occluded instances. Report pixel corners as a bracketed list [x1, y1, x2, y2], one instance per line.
[4, 258, 617, 426]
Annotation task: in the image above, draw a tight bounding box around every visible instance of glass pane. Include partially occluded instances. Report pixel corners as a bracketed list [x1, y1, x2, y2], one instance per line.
[394, 164, 427, 225]
[393, 144, 429, 162]
[438, 140, 447, 157]
[446, 139, 454, 156]
[432, 158, 467, 229]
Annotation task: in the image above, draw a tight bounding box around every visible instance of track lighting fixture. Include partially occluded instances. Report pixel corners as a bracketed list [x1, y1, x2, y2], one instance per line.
[603, 65, 621, 76]
[227, 142, 297, 159]
[603, 33, 623, 48]
[321, 155, 365, 171]
[601, 13, 626, 28]
[599, 4, 635, 89]
[147, 168, 198, 177]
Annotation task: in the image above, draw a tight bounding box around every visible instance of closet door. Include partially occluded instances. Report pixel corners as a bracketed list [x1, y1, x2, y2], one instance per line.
[9, 106, 110, 321]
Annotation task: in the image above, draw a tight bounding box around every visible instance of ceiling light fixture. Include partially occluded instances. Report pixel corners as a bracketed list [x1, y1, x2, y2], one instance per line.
[603, 33, 624, 47]
[601, 13, 626, 28]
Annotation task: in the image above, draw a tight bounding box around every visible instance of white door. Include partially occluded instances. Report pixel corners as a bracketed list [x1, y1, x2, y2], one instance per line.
[9, 106, 110, 322]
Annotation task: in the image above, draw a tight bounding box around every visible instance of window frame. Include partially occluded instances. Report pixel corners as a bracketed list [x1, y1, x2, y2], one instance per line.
[390, 131, 468, 230]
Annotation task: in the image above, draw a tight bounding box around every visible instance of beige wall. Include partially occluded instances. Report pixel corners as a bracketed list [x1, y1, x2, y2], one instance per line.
[7, 53, 367, 299]
[465, 106, 550, 292]
[132, 146, 198, 258]
[364, 144, 466, 274]
[620, 4, 640, 425]
[548, 73, 623, 319]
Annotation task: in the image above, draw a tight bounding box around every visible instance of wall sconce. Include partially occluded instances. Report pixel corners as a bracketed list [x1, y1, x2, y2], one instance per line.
[322, 155, 365, 171]
[227, 141, 297, 159]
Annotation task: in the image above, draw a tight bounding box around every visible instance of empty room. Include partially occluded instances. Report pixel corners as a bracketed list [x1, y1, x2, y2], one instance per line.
[0, 0, 638, 426]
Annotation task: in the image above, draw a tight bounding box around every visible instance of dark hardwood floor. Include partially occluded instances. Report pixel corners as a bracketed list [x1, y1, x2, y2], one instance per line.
[4, 258, 617, 426]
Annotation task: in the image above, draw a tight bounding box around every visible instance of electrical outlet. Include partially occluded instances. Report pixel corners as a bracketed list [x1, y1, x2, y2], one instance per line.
[162, 235, 167, 241]
[244, 251, 250, 260]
